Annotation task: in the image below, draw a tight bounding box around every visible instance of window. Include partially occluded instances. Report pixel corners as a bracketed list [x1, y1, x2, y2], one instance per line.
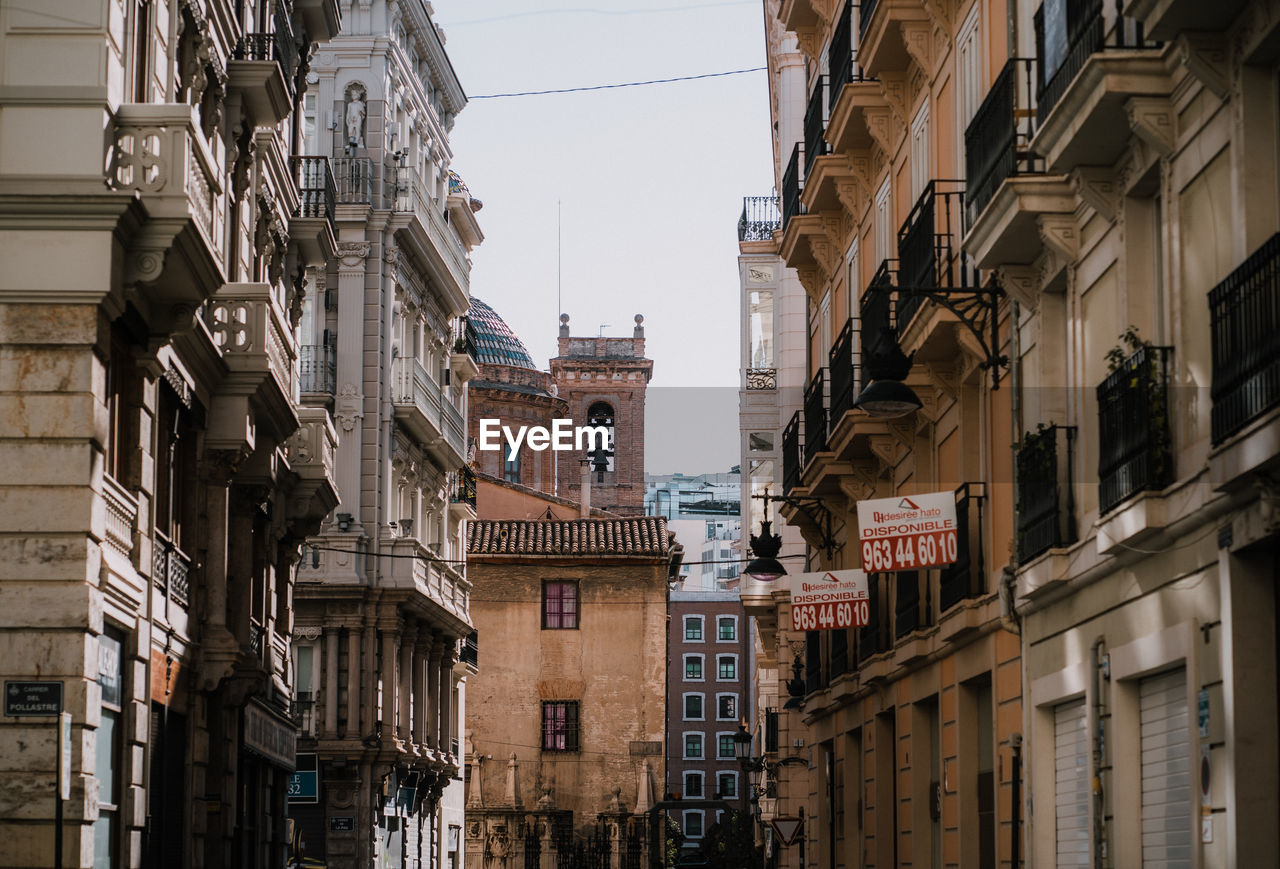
[717, 655, 737, 681]
[875, 176, 893, 265]
[684, 654, 704, 681]
[542, 581, 578, 629]
[748, 290, 775, 369]
[294, 644, 316, 736]
[684, 771, 704, 799]
[717, 616, 737, 642]
[541, 701, 579, 751]
[684, 694, 704, 721]
[717, 694, 737, 721]
[684, 733, 704, 760]
[910, 100, 931, 201]
[684, 615, 704, 642]
[717, 733, 737, 760]
[504, 442, 520, 483]
[586, 402, 615, 471]
[748, 432, 774, 451]
[684, 811, 704, 838]
[717, 772, 738, 800]
[94, 630, 125, 868]
[104, 325, 134, 483]
[956, 4, 981, 173]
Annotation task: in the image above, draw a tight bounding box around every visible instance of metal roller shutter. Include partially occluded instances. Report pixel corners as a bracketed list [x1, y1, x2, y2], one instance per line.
[1140, 667, 1191, 868]
[1054, 698, 1089, 868]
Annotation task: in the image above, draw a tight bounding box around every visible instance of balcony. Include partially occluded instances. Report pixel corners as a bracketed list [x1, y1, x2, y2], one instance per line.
[965, 58, 1041, 229]
[153, 529, 192, 609]
[828, 0, 872, 109]
[1211, 234, 1280, 448]
[1126, 0, 1247, 40]
[460, 630, 479, 669]
[860, 262, 897, 371]
[205, 282, 298, 443]
[893, 571, 925, 638]
[296, 0, 344, 43]
[286, 407, 340, 538]
[392, 356, 446, 444]
[379, 534, 472, 629]
[746, 368, 777, 390]
[228, 32, 292, 126]
[1016, 424, 1077, 563]
[293, 694, 316, 738]
[804, 77, 829, 175]
[333, 157, 385, 205]
[299, 341, 336, 396]
[1098, 346, 1174, 514]
[803, 369, 828, 468]
[782, 411, 802, 495]
[290, 156, 337, 267]
[859, 0, 931, 77]
[895, 180, 969, 337]
[781, 144, 805, 229]
[107, 103, 225, 304]
[828, 319, 859, 430]
[1032, 0, 1167, 172]
[393, 166, 472, 315]
[452, 466, 478, 513]
[777, 0, 821, 35]
[939, 483, 987, 612]
[738, 196, 780, 243]
[450, 316, 480, 384]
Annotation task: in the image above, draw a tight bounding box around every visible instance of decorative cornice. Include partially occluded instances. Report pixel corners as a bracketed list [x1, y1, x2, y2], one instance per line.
[1126, 96, 1177, 156]
[1070, 167, 1119, 222]
[1175, 32, 1230, 100]
[900, 20, 935, 72]
[337, 240, 371, 273]
[997, 265, 1041, 310]
[1037, 214, 1078, 263]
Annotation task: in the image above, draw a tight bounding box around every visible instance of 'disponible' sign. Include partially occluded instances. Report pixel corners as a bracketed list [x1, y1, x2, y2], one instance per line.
[790, 570, 870, 631]
[857, 492, 958, 572]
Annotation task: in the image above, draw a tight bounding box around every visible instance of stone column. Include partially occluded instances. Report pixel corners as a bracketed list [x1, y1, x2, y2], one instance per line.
[333, 240, 369, 515]
[413, 636, 428, 749]
[325, 627, 340, 737]
[381, 621, 399, 737]
[439, 641, 457, 757]
[347, 626, 363, 737]
[427, 636, 443, 750]
[398, 622, 415, 743]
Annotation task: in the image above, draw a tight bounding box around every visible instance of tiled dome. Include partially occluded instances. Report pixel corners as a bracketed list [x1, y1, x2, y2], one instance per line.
[468, 297, 538, 370]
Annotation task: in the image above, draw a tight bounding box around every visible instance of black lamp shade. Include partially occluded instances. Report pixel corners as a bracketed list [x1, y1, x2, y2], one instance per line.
[851, 379, 922, 418]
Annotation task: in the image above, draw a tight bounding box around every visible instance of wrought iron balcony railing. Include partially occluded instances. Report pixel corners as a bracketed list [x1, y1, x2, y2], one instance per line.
[1098, 345, 1174, 513]
[233, 32, 275, 62]
[1034, 0, 1159, 126]
[293, 694, 316, 736]
[1210, 232, 1280, 444]
[803, 369, 828, 466]
[828, 0, 874, 107]
[738, 195, 781, 242]
[453, 466, 477, 510]
[299, 341, 336, 394]
[249, 618, 264, 656]
[1016, 424, 1077, 563]
[857, 574, 884, 662]
[893, 571, 924, 638]
[860, 0, 880, 38]
[782, 143, 805, 229]
[860, 262, 897, 373]
[746, 368, 777, 390]
[939, 482, 987, 612]
[965, 58, 1041, 227]
[804, 76, 829, 175]
[896, 180, 969, 335]
[461, 630, 478, 668]
[291, 156, 336, 225]
[782, 411, 802, 495]
[153, 529, 191, 608]
[828, 318, 859, 428]
[452, 315, 478, 358]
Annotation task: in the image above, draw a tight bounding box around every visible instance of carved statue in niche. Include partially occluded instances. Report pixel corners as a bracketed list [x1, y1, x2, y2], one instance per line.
[346, 84, 367, 148]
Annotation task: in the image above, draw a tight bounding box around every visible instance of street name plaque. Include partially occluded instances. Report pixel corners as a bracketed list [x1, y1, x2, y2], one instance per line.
[4, 681, 63, 716]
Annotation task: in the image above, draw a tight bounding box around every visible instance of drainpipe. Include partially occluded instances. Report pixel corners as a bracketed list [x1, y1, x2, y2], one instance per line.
[1011, 732, 1022, 869]
[1091, 637, 1108, 869]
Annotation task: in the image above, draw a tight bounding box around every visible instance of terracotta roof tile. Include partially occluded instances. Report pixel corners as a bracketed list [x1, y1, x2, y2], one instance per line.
[467, 517, 673, 558]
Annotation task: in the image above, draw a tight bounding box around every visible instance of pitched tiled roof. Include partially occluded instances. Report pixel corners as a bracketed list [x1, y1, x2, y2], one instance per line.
[467, 517, 673, 558]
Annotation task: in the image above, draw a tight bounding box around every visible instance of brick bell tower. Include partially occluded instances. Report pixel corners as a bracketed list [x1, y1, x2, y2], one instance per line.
[550, 314, 653, 515]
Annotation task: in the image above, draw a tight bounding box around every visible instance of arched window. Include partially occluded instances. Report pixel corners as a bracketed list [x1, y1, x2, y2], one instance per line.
[586, 402, 615, 472]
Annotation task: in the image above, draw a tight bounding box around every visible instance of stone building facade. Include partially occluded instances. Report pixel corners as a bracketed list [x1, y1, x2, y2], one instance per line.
[744, 1, 1025, 867]
[286, 2, 482, 867]
[464, 517, 681, 869]
[965, 1, 1280, 864]
[0, 1, 342, 867]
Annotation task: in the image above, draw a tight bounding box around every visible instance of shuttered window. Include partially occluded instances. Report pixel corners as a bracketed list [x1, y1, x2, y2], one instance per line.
[1140, 667, 1191, 869]
[1053, 698, 1089, 867]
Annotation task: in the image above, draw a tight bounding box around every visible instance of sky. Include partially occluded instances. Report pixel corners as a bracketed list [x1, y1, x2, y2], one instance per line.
[438, 1, 776, 474]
